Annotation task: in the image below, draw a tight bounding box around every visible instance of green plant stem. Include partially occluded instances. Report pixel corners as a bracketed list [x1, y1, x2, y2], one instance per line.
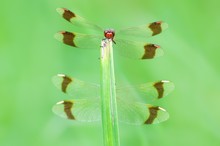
[100, 39, 120, 146]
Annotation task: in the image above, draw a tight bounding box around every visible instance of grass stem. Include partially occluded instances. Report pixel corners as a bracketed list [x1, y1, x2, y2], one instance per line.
[100, 39, 120, 146]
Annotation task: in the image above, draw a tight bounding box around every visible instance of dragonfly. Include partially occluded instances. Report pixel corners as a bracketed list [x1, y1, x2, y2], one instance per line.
[55, 8, 168, 59]
[52, 74, 174, 125]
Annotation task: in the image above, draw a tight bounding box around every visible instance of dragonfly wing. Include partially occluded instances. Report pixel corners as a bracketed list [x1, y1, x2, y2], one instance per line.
[114, 39, 164, 59]
[56, 8, 103, 32]
[54, 31, 103, 49]
[117, 98, 169, 125]
[117, 21, 168, 41]
[117, 80, 175, 102]
[52, 98, 101, 122]
[52, 74, 100, 99]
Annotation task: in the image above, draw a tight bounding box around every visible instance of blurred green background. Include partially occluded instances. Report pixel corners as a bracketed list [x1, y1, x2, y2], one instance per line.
[1, 0, 220, 146]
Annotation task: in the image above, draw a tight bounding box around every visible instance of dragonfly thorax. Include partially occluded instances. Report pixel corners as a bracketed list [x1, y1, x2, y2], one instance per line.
[104, 29, 116, 44]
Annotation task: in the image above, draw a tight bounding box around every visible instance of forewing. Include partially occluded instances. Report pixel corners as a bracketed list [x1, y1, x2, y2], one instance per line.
[117, 80, 175, 102]
[52, 98, 101, 122]
[117, 98, 169, 125]
[56, 8, 103, 32]
[117, 21, 168, 41]
[52, 74, 100, 99]
[114, 39, 164, 59]
[54, 31, 102, 49]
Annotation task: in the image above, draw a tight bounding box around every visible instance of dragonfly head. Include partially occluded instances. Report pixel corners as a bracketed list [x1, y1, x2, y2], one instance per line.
[104, 29, 116, 44]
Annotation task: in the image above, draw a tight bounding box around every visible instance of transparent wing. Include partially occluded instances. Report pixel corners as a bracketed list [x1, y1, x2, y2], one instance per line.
[117, 21, 168, 41]
[114, 39, 164, 59]
[52, 74, 100, 99]
[117, 80, 175, 102]
[54, 31, 103, 49]
[56, 8, 103, 32]
[52, 75, 171, 125]
[55, 31, 164, 58]
[52, 98, 168, 124]
[117, 98, 169, 125]
[52, 98, 101, 122]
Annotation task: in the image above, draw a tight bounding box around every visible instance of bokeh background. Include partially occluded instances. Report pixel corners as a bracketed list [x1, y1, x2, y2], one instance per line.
[1, 0, 220, 146]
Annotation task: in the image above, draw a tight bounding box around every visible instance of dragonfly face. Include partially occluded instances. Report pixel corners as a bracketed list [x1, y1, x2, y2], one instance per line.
[104, 29, 116, 44]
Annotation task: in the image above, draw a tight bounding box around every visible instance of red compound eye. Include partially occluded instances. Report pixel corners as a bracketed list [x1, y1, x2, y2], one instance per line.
[104, 29, 115, 39]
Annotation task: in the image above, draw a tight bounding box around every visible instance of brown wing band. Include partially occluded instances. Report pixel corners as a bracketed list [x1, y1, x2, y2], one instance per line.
[145, 106, 159, 124]
[61, 31, 76, 47]
[62, 8, 76, 22]
[154, 81, 164, 99]
[63, 101, 75, 120]
[61, 75, 72, 93]
[149, 21, 162, 36]
[142, 44, 159, 59]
